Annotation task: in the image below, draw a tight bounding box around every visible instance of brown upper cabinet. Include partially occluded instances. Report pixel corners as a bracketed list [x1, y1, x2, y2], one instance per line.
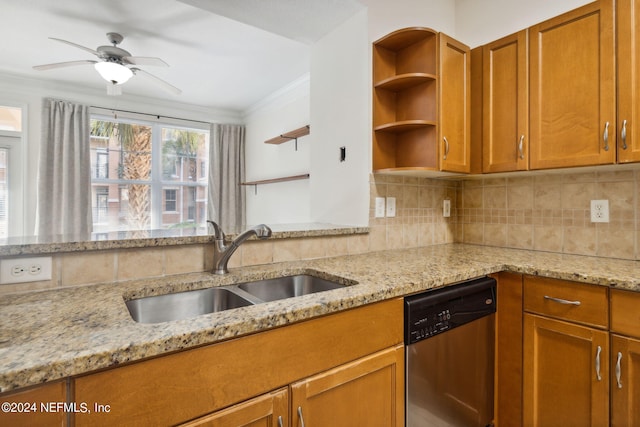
[529, 0, 616, 169]
[372, 28, 470, 175]
[482, 30, 529, 173]
[617, 0, 640, 163]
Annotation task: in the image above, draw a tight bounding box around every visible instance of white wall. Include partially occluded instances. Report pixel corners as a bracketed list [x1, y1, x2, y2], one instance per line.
[455, 0, 593, 48]
[310, 9, 370, 226]
[243, 75, 311, 225]
[0, 72, 241, 236]
[363, 0, 456, 41]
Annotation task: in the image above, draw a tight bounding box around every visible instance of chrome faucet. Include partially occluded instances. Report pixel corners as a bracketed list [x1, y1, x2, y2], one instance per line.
[207, 220, 272, 275]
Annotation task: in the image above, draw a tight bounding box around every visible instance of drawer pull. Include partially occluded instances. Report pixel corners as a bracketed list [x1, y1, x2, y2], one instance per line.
[621, 120, 628, 150]
[543, 295, 581, 306]
[595, 345, 602, 381]
[616, 351, 623, 389]
[298, 406, 305, 427]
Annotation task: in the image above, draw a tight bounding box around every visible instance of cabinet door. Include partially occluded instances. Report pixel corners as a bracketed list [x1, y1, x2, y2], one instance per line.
[482, 31, 528, 173]
[0, 380, 66, 427]
[529, 0, 616, 169]
[611, 335, 640, 427]
[291, 345, 404, 427]
[179, 388, 288, 427]
[617, 0, 640, 163]
[439, 33, 471, 173]
[523, 314, 609, 427]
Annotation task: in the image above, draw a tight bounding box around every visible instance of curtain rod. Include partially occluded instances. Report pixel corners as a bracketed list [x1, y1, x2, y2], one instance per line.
[90, 105, 212, 126]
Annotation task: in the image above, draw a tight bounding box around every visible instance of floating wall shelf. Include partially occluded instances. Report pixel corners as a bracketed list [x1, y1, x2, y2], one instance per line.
[241, 173, 310, 194]
[264, 125, 310, 150]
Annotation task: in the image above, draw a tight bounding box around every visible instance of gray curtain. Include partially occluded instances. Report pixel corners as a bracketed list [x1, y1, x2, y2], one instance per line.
[208, 123, 246, 233]
[36, 98, 92, 237]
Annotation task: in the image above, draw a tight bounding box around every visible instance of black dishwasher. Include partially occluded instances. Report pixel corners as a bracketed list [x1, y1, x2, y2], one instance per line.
[405, 277, 497, 427]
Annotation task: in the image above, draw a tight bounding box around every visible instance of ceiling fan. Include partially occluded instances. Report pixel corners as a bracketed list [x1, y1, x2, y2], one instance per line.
[33, 32, 181, 96]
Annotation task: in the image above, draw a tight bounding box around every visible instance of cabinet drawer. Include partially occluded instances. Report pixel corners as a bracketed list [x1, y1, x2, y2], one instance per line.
[611, 289, 640, 338]
[523, 276, 608, 328]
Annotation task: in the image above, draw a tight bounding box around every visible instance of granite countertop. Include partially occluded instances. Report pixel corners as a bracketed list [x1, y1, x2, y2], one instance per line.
[2, 243, 640, 393]
[0, 223, 368, 256]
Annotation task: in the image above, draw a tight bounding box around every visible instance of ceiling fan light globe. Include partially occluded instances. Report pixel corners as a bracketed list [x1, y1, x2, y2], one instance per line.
[94, 62, 133, 84]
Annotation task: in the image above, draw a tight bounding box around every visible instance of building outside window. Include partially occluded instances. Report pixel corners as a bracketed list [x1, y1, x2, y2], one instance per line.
[90, 113, 209, 233]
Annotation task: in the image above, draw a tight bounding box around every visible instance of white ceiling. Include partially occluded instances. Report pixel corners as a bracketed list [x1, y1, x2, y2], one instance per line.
[0, 0, 364, 112]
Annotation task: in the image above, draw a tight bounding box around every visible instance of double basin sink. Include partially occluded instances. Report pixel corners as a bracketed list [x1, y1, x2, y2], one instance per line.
[126, 274, 348, 324]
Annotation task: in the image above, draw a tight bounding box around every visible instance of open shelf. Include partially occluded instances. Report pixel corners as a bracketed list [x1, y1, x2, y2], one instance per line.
[242, 174, 310, 194]
[264, 125, 310, 145]
[374, 73, 436, 91]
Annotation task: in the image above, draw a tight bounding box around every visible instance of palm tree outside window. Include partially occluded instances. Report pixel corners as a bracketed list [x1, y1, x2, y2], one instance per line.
[90, 113, 209, 234]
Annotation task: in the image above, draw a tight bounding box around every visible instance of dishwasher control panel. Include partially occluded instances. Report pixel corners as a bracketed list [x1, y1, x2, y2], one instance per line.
[404, 277, 496, 345]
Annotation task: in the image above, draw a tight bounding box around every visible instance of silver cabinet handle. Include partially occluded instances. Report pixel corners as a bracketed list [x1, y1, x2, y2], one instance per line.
[297, 406, 305, 427]
[603, 122, 610, 151]
[621, 120, 628, 150]
[543, 295, 581, 306]
[616, 351, 623, 389]
[595, 345, 602, 381]
[443, 136, 449, 160]
[278, 415, 284, 427]
[518, 135, 525, 159]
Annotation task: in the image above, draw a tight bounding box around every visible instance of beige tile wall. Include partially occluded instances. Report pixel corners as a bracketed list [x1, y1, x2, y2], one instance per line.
[0, 174, 459, 295]
[10, 166, 638, 294]
[458, 168, 640, 260]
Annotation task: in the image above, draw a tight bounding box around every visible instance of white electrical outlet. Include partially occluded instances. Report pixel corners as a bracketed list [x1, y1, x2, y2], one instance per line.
[0, 256, 52, 284]
[443, 200, 451, 218]
[375, 197, 386, 218]
[590, 199, 610, 223]
[386, 197, 396, 217]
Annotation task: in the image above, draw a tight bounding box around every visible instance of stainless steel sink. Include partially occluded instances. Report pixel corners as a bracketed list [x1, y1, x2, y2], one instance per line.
[237, 275, 345, 302]
[125, 274, 348, 323]
[126, 287, 254, 324]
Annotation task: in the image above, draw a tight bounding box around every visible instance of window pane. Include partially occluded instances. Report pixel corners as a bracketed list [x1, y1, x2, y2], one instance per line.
[0, 149, 7, 238]
[0, 106, 21, 131]
[91, 120, 152, 181]
[161, 128, 209, 183]
[91, 184, 151, 233]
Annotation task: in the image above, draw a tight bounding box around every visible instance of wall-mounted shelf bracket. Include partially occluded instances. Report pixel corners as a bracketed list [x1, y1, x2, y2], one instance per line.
[241, 173, 310, 195]
[264, 125, 310, 151]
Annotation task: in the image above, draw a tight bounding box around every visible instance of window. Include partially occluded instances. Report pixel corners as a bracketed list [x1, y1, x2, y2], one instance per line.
[164, 189, 177, 212]
[90, 113, 209, 233]
[0, 104, 23, 237]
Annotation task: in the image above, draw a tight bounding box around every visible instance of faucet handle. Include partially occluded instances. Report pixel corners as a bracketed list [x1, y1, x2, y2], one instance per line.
[207, 220, 225, 240]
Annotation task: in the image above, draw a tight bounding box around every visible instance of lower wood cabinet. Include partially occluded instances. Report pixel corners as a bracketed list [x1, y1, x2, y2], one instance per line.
[180, 345, 404, 427]
[72, 298, 403, 426]
[0, 380, 67, 427]
[290, 345, 404, 427]
[179, 388, 289, 427]
[610, 289, 640, 427]
[523, 313, 609, 426]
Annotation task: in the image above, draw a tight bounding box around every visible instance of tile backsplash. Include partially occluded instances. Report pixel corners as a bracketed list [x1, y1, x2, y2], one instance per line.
[458, 168, 640, 260]
[3, 167, 639, 295]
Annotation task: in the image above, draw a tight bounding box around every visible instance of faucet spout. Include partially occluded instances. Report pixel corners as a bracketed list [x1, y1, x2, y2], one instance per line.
[208, 221, 272, 275]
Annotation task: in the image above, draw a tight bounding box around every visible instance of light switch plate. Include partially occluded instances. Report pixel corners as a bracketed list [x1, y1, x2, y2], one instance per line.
[386, 197, 396, 217]
[443, 200, 451, 218]
[375, 197, 385, 218]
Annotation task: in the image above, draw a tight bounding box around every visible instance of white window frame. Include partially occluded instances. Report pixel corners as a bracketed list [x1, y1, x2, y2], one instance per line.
[0, 102, 26, 238]
[90, 110, 209, 231]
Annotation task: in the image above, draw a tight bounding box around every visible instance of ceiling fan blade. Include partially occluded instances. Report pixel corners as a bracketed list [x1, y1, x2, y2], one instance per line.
[123, 56, 169, 67]
[49, 37, 100, 56]
[33, 60, 98, 71]
[131, 68, 181, 95]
